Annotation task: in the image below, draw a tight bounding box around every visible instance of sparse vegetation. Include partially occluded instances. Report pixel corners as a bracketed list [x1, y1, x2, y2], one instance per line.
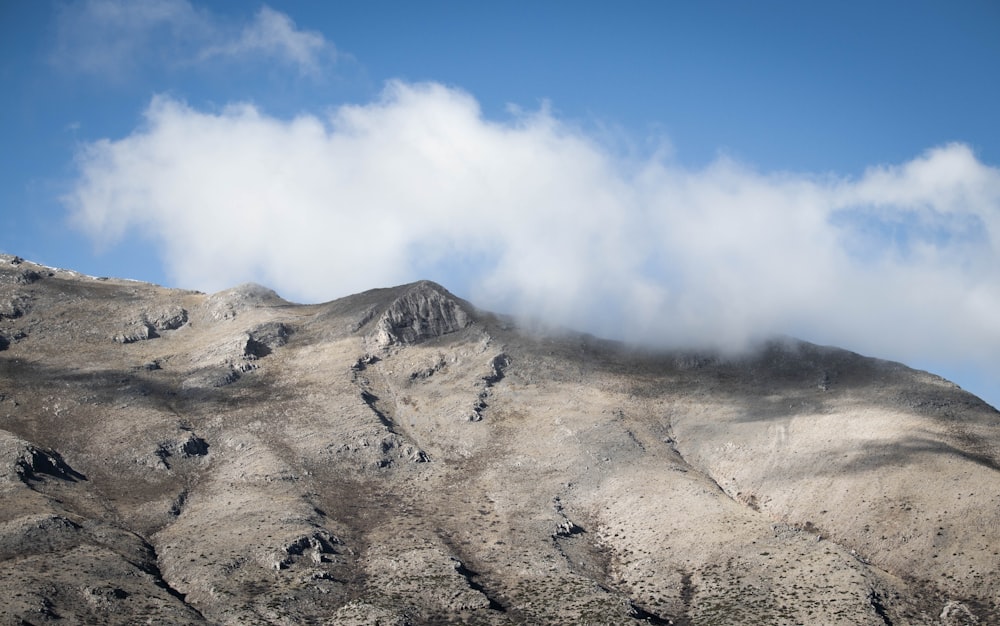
[0, 255, 998, 624]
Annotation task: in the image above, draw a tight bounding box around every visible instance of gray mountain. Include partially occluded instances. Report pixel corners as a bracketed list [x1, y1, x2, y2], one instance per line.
[1, 253, 998, 625]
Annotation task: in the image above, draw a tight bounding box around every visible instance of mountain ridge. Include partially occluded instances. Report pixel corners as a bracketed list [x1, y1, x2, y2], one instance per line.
[1, 254, 998, 625]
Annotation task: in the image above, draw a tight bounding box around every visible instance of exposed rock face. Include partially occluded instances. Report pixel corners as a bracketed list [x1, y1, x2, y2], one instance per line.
[114, 321, 158, 344]
[0, 431, 85, 483]
[245, 321, 291, 357]
[149, 305, 189, 331]
[113, 306, 189, 343]
[205, 283, 287, 321]
[1, 257, 999, 625]
[0, 295, 27, 320]
[370, 281, 471, 347]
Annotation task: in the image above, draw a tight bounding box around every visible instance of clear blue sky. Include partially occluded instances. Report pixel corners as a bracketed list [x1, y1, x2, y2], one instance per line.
[2, 1, 999, 409]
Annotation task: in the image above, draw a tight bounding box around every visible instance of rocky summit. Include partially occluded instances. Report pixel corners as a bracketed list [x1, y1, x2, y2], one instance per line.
[1, 253, 998, 625]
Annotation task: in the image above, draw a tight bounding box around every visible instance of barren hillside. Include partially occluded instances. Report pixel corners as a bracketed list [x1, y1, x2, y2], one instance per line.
[1, 254, 997, 625]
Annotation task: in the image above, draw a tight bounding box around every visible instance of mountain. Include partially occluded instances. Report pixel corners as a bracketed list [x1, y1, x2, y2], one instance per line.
[1, 253, 998, 625]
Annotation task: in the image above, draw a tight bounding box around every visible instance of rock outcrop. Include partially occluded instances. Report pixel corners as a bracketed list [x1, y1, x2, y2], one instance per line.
[205, 283, 287, 321]
[369, 281, 471, 348]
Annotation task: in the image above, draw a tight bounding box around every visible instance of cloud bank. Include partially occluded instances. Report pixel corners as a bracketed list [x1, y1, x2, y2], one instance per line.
[66, 81, 1000, 373]
[51, 0, 334, 77]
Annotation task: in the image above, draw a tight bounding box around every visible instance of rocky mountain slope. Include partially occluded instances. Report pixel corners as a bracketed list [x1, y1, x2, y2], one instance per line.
[1, 253, 998, 625]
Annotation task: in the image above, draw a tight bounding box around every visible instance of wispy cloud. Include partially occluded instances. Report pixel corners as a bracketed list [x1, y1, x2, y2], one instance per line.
[65, 82, 1000, 377]
[49, 0, 206, 78]
[50, 0, 334, 78]
[198, 6, 332, 76]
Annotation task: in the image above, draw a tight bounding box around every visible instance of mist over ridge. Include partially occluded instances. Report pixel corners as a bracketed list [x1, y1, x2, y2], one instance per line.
[64, 81, 1000, 407]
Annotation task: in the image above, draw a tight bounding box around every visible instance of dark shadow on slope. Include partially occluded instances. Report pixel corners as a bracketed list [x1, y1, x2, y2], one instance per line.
[729, 432, 1000, 481]
[141, 538, 207, 620]
[18, 446, 88, 482]
[360, 390, 396, 430]
[836, 435, 1000, 474]
[453, 561, 507, 612]
[0, 355, 290, 419]
[615, 337, 997, 425]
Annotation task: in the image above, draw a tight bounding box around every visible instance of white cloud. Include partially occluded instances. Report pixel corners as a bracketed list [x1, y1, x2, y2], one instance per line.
[198, 6, 331, 75]
[50, 0, 205, 78]
[65, 81, 1000, 383]
[50, 0, 333, 77]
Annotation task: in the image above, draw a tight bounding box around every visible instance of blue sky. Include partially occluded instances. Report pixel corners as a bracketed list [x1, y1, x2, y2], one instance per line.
[2, 1, 999, 409]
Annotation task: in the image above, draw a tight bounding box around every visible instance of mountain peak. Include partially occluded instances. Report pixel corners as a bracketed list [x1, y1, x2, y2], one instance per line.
[370, 280, 472, 347]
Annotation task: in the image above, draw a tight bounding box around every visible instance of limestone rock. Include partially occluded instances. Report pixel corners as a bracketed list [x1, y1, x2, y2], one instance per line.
[245, 321, 291, 357]
[16, 269, 45, 284]
[148, 305, 188, 331]
[114, 321, 157, 344]
[205, 283, 287, 321]
[941, 600, 979, 625]
[0, 432, 85, 483]
[0, 295, 27, 319]
[370, 281, 471, 348]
